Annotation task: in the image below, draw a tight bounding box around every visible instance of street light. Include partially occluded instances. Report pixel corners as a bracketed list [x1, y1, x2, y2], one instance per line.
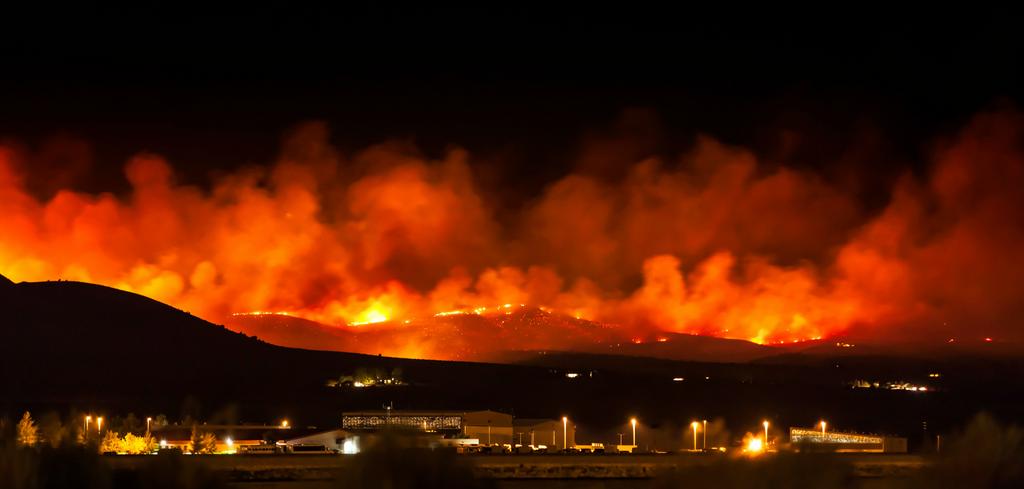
[97, 417, 103, 432]
[764, 421, 769, 446]
[821, 421, 826, 442]
[631, 419, 636, 447]
[692, 422, 698, 451]
[86, 416, 91, 432]
[283, 420, 288, 428]
[147, 417, 152, 433]
[703, 420, 707, 449]
[563, 417, 568, 451]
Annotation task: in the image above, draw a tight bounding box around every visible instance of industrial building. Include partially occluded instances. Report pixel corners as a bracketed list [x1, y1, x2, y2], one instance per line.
[341, 410, 573, 448]
[789, 427, 907, 452]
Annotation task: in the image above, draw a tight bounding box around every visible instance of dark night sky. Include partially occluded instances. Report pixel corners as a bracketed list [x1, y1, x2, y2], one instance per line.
[1, 5, 1022, 202]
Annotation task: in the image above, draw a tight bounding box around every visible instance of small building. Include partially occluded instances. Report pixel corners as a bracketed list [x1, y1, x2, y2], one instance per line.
[789, 427, 907, 452]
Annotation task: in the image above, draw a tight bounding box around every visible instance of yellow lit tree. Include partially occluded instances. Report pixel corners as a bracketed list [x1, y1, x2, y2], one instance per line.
[121, 433, 157, 454]
[100, 431, 120, 453]
[187, 425, 217, 454]
[16, 412, 39, 447]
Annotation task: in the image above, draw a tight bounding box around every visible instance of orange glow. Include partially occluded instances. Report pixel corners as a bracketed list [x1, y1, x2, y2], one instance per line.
[744, 433, 764, 454]
[3, 111, 1024, 358]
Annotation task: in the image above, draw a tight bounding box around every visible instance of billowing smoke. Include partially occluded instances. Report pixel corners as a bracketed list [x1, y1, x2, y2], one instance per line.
[2, 108, 1023, 348]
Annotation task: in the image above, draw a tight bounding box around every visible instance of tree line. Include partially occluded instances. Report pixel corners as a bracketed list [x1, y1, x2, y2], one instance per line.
[1, 411, 219, 455]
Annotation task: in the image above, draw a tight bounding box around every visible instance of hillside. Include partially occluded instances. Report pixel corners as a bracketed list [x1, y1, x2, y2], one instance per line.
[0, 276, 549, 422]
[224, 307, 783, 363]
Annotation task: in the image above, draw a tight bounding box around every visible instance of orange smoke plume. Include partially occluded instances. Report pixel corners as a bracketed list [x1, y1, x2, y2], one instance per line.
[2, 109, 1024, 357]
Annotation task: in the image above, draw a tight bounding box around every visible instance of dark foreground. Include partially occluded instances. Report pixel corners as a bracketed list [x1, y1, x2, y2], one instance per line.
[100, 452, 928, 489]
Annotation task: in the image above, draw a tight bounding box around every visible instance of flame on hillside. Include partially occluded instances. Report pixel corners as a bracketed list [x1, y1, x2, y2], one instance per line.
[3, 108, 1024, 357]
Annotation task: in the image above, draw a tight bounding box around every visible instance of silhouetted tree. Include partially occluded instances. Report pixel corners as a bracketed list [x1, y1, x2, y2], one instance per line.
[122, 413, 143, 436]
[391, 367, 403, 383]
[37, 411, 65, 449]
[16, 412, 39, 447]
[262, 430, 280, 445]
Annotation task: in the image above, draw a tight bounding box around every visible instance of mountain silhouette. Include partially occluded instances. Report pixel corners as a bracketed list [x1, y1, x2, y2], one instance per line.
[0, 279, 546, 422]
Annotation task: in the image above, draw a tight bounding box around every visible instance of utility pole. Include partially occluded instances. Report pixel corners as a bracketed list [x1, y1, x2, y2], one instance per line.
[618, 433, 623, 445]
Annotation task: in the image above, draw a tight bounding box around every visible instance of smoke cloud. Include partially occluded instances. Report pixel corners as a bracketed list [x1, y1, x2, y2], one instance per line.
[2, 109, 1023, 349]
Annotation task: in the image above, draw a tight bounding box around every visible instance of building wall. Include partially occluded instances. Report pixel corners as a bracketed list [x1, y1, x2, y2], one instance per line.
[512, 421, 575, 449]
[465, 426, 513, 445]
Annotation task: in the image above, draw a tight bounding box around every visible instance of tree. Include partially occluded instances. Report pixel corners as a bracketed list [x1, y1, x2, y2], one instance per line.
[37, 411, 66, 449]
[121, 433, 157, 454]
[16, 412, 39, 447]
[353, 367, 371, 385]
[153, 414, 168, 428]
[121, 413, 143, 437]
[100, 431, 120, 453]
[187, 425, 217, 454]
[263, 430, 280, 445]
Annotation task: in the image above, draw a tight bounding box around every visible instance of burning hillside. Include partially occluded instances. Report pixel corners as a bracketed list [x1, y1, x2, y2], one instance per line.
[3, 108, 1024, 353]
[225, 305, 626, 361]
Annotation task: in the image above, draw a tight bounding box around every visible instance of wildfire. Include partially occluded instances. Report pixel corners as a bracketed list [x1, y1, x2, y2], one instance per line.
[3, 109, 1024, 357]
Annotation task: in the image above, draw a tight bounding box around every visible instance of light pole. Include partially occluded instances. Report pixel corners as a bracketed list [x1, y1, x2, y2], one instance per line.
[563, 417, 568, 450]
[618, 433, 623, 445]
[703, 420, 707, 449]
[86, 416, 91, 432]
[692, 422, 698, 451]
[821, 421, 826, 442]
[97, 417, 103, 432]
[631, 419, 636, 447]
[763, 421, 769, 446]
[147, 417, 152, 433]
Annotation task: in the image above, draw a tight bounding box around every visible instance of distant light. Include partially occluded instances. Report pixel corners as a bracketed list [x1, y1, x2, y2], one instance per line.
[566, 373, 579, 378]
[227, 438, 233, 447]
[673, 378, 684, 381]
[746, 437, 763, 453]
[658, 338, 667, 342]
[160, 440, 167, 447]
[985, 338, 993, 342]
[283, 421, 288, 428]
